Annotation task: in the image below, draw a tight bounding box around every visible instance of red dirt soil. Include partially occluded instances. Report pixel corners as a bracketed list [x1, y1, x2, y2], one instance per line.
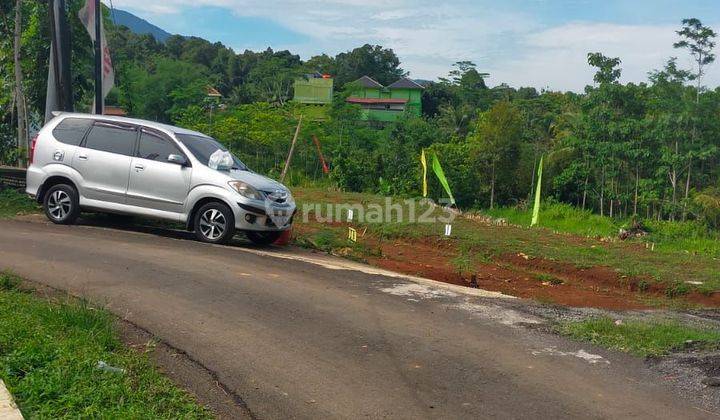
[366, 237, 719, 310]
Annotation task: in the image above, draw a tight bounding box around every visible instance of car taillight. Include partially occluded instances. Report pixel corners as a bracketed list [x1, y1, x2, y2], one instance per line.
[29, 134, 39, 165]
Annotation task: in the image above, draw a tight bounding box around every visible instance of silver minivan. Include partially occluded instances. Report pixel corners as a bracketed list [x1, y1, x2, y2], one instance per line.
[26, 113, 296, 245]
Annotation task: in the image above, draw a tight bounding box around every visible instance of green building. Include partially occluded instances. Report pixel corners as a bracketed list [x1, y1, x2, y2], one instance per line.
[293, 73, 334, 105]
[346, 76, 424, 122]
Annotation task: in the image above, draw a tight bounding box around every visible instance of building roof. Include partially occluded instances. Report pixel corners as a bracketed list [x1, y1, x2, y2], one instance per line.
[103, 105, 127, 116]
[353, 75, 384, 89]
[346, 98, 408, 104]
[387, 77, 425, 89]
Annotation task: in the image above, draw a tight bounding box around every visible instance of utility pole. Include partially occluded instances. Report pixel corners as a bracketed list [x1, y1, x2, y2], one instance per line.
[94, 0, 102, 114]
[45, 0, 74, 122]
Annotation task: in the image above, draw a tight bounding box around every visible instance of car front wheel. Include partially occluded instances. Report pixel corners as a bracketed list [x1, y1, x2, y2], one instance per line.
[43, 184, 80, 225]
[194, 202, 236, 244]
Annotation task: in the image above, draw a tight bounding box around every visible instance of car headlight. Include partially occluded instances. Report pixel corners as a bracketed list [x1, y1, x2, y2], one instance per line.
[228, 181, 262, 200]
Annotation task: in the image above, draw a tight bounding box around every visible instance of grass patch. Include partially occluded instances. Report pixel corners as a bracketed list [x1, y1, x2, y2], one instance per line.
[0, 272, 210, 419]
[560, 316, 720, 357]
[486, 202, 622, 237]
[536, 273, 564, 285]
[0, 188, 39, 218]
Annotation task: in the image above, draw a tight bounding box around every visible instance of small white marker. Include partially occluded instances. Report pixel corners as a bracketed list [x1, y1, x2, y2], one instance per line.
[347, 209, 354, 222]
[445, 224, 452, 236]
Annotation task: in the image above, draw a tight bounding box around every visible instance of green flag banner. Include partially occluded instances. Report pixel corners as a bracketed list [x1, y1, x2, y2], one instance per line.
[531, 155, 543, 226]
[431, 152, 456, 206]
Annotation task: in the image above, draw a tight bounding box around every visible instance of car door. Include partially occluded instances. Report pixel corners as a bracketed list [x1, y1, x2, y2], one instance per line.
[126, 128, 191, 213]
[71, 120, 137, 204]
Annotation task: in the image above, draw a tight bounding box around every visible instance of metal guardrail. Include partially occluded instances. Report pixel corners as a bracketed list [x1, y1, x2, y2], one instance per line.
[0, 166, 27, 190]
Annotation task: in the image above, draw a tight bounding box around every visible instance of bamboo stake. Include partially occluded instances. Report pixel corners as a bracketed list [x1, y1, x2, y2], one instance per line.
[280, 115, 302, 182]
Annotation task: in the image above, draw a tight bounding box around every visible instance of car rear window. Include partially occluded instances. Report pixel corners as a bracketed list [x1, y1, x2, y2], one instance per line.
[52, 118, 93, 146]
[84, 122, 137, 156]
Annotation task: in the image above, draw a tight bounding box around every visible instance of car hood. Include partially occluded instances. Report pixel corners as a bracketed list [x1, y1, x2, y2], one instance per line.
[226, 170, 289, 193]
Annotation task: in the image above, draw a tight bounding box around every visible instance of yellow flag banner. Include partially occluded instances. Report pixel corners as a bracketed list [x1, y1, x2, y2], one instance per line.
[420, 149, 428, 197]
[531, 155, 543, 227]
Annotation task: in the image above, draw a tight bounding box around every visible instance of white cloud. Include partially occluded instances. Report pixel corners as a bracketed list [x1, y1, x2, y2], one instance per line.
[110, 0, 720, 91]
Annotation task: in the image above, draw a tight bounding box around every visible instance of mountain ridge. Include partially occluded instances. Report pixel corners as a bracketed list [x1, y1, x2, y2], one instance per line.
[110, 9, 172, 42]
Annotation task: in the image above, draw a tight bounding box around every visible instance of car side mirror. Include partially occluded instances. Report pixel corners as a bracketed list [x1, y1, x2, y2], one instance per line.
[167, 154, 188, 166]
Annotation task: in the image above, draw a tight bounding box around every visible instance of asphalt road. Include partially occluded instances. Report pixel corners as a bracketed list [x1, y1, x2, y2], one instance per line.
[0, 217, 711, 419]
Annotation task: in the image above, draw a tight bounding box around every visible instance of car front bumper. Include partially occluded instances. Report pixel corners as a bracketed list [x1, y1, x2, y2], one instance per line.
[232, 199, 296, 232]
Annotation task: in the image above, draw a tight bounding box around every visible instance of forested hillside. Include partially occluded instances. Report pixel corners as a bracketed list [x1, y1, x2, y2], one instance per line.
[2, 1, 719, 227]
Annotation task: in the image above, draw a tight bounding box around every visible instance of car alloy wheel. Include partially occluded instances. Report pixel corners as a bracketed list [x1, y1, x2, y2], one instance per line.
[199, 208, 227, 240]
[47, 190, 72, 221]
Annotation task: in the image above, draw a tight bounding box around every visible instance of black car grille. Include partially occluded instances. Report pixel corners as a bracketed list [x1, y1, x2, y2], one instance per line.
[261, 190, 287, 203]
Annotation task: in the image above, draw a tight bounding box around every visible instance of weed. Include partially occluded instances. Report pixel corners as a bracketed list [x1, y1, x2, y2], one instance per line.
[560, 316, 720, 357]
[0, 188, 39, 218]
[535, 273, 564, 285]
[0, 270, 20, 290]
[0, 272, 210, 418]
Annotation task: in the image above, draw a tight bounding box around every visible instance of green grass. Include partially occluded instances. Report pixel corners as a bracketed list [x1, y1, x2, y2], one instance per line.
[560, 316, 720, 357]
[486, 202, 622, 237]
[0, 188, 39, 218]
[486, 202, 720, 258]
[0, 271, 210, 419]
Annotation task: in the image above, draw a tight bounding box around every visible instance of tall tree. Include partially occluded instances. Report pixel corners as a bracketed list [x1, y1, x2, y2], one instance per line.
[13, 0, 28, 166]
[469, 101, 523, 209]
[673, 18, 717, 218]
[334, 44, 405, 87]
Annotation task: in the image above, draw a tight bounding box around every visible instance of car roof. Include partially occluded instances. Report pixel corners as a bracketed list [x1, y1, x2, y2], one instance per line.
[54, 112, 209, 138]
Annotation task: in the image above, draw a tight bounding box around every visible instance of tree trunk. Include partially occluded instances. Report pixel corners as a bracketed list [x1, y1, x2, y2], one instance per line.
[13, 0, 28, 167]
[633, 164, 639, 217]
[599, 165, 605, 217]
[670, 140, 678, 221]
[682, 158, 692, 221]
[489, 161, 496, 210]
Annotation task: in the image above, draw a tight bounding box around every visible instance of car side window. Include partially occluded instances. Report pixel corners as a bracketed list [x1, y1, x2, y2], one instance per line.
[83, 122, 137, 156]
[52, 118, 93, 146]
[137, 130, 180, 162]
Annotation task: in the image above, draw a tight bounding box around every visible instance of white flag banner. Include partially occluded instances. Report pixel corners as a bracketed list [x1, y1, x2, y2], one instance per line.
[78, 0, 114, 113]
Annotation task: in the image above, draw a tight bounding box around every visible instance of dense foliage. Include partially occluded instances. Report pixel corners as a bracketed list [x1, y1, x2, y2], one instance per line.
[2, 2, 719, 226]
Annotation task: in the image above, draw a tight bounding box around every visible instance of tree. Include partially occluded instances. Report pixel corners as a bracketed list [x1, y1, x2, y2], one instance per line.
[469, 101, 523, 209]
[673, 18, 717, 218]
[13, 0, 28, 166]
[587, 52, 622, 85]
[334, 44, 405, 87]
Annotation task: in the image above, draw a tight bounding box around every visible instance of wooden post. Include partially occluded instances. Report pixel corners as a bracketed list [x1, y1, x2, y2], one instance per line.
[280, 116, 302, 182]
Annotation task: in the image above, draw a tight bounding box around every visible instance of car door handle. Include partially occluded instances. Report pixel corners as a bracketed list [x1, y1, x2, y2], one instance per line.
[134, 164, 145, 171]
[77, 154, 88, 160]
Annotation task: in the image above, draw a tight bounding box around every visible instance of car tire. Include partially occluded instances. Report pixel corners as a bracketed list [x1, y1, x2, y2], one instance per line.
[43, 184, 80, 225]
[194, 202, 235, 244]
[246, 230, 283, 246]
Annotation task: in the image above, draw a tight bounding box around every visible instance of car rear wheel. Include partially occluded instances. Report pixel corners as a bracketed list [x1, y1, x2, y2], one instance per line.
[194, 202, 235, 244]
[245, 230, 282, 246]
[43, 184, 80, 225]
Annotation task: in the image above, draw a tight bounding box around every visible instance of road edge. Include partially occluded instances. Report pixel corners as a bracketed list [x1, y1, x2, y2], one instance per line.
[222, 244, 516, 299]
[0, 379, 23, 420]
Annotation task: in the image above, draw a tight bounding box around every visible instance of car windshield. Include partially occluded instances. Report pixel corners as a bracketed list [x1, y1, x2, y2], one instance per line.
[176, 134, 248, 171]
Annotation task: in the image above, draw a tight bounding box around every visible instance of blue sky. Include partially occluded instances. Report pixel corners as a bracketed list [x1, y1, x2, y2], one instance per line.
[112, 0, 720, 91]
